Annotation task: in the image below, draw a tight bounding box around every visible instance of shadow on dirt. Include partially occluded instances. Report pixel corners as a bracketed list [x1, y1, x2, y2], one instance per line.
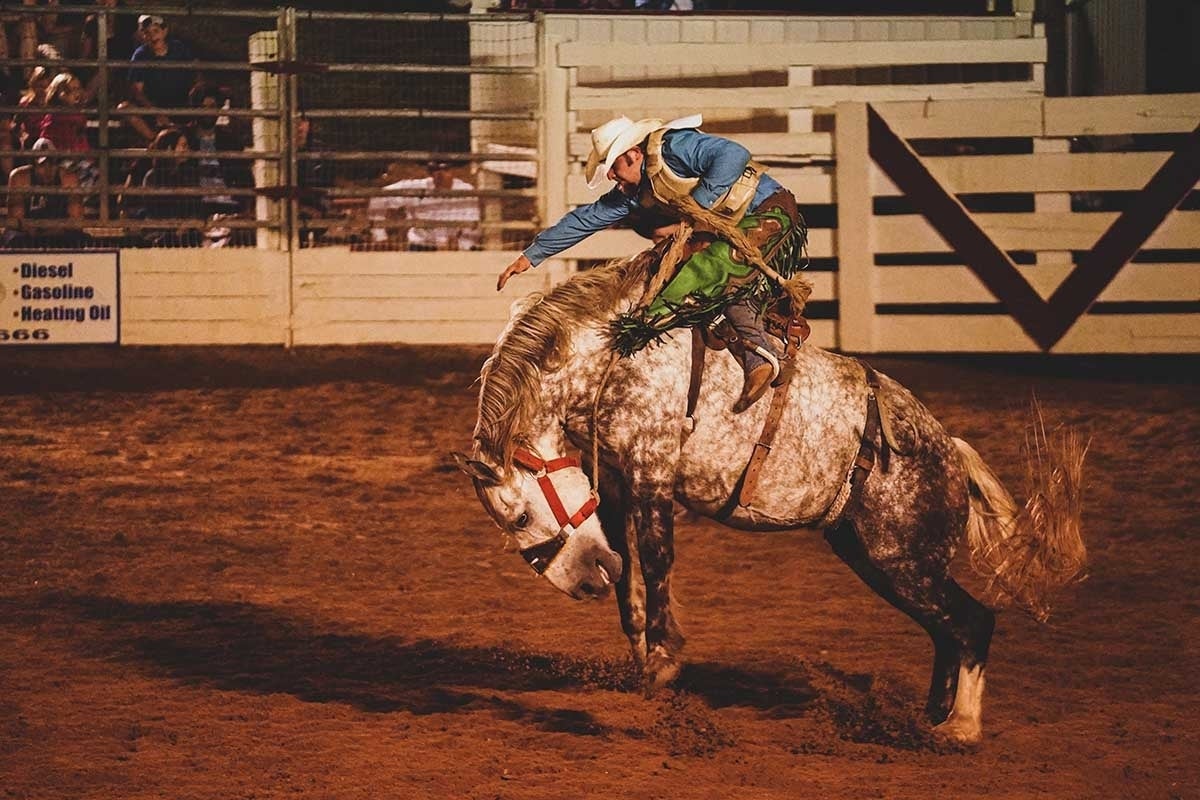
[34, 592, 937, 749]
[0, 345, 492, 395]
[5, 346, 1196, 397]
[677, 662, 819, 715]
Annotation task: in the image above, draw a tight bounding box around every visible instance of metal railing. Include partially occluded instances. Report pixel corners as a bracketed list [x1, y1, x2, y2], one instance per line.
[0, 4, 540, 250]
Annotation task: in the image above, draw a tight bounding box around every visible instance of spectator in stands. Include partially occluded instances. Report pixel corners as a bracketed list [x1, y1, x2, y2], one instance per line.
[81, 0, 137, 61]
[497, 0, 637, 6]
[120, 14, 196, 144]
[4, 136, 85, 247]
[39, 71, 87, 152]
[295, 114, 341, 244]
[635, 0, 704, 8]
[188, 79, 245, 218]
[37, 0, 81, 61]
[368, 159, 481, 251]
[80, 0, 139, 105]
[15, 1, 40, 73]
[40, 70, 100, 195]
[139, 126, 205, 247]
[0, 75, 16, 183]
[0, 11, 11, 86]
[14, 65, 50, 150]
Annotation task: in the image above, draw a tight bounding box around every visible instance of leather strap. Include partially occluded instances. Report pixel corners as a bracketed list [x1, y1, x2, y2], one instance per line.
[687, 326, 706, 421]
[568, 496, 600, 529]
[864, 365, 890, 473]
[513, 448, 581, 474]
[846, 364, 888, 510]
[536, 474, 570, 527]
[715, 359, 892, 525]
[714, 361, 796, 520]
[737, 362, 795, 509]
[512, 446, 597, 530]
[511, 446, 599, 575]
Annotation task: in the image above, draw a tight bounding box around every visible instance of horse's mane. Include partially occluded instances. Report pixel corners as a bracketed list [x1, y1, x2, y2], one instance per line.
[475, 256, 648, 465]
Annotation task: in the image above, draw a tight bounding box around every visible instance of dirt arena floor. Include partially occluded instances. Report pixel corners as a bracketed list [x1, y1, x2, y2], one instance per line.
[0, 345, 1196, 800]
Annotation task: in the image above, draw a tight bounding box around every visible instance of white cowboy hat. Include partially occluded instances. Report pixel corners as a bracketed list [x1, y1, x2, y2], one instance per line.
[584, 113, 703, 189]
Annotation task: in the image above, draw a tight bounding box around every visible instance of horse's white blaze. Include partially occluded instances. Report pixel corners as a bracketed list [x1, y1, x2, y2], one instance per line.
[935, 664, 986, 744]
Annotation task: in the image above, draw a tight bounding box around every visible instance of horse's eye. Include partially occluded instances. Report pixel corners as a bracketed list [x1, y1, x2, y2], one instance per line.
[514, 512, 530, 529]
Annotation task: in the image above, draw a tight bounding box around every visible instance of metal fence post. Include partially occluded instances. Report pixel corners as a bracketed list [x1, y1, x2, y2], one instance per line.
[96, 8, 110, 226]
[283, 6, 298, 348]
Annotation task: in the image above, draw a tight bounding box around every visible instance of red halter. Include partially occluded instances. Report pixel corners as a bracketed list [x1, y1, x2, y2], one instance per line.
[511, 447, 600, 574]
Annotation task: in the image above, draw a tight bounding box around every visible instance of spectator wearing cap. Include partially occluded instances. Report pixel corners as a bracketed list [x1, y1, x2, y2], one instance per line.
[367, 159, 481, 251]
[119, 14, 196, 144]
[4, 136, 85, 248]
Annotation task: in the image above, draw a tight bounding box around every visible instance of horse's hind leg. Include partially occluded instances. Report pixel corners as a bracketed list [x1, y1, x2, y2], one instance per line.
[824, 522, 995, 744]
[931, 579, 995, 743]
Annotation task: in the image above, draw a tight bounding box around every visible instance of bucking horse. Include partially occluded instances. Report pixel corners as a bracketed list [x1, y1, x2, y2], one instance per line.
[455, 255, 1086, 745]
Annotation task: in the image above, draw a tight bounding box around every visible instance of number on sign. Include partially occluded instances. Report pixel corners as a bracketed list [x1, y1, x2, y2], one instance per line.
[0, 329, 51, 341]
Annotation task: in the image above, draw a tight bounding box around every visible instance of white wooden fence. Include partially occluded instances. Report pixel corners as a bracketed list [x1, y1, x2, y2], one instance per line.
[835, 95, 1200, 353]
[106, 10, 1199, 353]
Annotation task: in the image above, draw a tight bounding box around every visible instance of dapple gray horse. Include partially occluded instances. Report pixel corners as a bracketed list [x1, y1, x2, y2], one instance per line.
[456, 257, 1086, 745]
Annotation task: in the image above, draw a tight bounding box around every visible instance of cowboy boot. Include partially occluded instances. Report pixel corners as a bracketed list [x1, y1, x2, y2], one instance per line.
[723, 299, 785, 414]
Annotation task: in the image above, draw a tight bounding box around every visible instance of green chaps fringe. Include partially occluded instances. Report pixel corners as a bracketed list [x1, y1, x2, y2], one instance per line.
[608, 206, 808, 358]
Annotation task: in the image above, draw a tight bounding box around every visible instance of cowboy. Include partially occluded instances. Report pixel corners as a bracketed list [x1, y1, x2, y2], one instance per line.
[497, 114, 807, 413]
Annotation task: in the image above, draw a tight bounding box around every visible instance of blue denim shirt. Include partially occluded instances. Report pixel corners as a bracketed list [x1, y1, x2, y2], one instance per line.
[523, 128, 783, 266]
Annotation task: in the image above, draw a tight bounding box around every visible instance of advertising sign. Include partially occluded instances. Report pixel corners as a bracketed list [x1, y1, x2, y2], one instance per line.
[0, 251, 119, 344]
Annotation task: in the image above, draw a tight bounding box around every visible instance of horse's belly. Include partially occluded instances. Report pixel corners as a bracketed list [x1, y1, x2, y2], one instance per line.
[674, 447, 845, 530]
[676, 484, 833, 530]
[675, 347, 864, 529]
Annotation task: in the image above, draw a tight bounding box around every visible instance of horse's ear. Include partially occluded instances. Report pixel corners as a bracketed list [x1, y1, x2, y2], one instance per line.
[452, 451, 501, 485]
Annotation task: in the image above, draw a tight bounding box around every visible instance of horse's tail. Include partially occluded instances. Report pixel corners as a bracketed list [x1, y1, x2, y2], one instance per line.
[953, 423, 1088, 623]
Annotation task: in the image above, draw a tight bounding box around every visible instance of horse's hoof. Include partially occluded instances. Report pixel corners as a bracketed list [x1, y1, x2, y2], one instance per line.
[627, 633, 648, 670]
[643, 644, 681, 697]
[932, 714, 983, 746]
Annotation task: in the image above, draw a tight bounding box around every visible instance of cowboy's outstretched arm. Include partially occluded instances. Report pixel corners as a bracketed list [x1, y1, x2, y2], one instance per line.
[497, 254, 531, 290]
[496, 189, 636, 292]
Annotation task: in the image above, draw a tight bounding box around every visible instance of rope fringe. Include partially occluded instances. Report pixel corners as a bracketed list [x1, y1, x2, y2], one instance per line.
[607, 196, 811, 357]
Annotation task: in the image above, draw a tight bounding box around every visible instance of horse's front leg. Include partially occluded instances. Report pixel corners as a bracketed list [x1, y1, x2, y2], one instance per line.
[632, 490, 684, 695]
[595, 477, 647, 669]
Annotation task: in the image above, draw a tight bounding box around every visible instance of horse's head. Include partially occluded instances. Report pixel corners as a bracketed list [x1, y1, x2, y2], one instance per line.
[454, 447, 623, 600]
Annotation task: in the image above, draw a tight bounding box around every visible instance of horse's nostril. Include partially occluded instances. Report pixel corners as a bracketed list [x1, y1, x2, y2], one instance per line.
[579, 582, 596, 596]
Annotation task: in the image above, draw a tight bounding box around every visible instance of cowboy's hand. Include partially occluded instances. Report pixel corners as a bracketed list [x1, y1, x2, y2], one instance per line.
[497, 254, 532, 291]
